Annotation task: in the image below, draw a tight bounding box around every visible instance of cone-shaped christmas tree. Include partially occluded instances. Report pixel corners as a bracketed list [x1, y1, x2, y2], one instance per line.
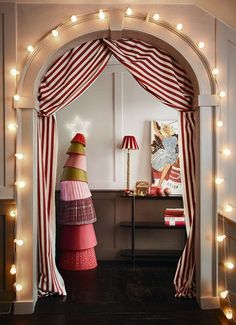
[59, 133, 97, 270]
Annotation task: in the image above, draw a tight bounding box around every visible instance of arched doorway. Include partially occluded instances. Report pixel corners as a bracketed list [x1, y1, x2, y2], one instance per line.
[14, 10, 218, 314]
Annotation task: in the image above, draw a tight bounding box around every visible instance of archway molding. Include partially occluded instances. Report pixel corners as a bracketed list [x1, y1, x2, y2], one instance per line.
[15, 10, 219, 314]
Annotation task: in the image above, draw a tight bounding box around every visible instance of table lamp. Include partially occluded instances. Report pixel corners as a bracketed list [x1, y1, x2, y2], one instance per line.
[121, 135, 139, 191]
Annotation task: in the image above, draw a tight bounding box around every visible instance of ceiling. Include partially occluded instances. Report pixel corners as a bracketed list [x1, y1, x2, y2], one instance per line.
[1, 0, 236, 30]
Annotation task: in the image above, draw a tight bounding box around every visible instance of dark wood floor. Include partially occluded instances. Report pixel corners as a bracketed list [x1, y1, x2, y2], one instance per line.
[0, 261, 228, 324]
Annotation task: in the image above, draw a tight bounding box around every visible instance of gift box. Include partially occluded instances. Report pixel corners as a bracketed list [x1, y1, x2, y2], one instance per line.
[164, 216, 185, 226]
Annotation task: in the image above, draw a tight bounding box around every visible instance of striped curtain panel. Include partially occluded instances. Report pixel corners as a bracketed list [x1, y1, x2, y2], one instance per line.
[37, 38, 195, 297]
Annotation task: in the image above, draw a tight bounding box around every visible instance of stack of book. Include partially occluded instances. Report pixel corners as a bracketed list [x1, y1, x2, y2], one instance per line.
[163, 208, 185, 226]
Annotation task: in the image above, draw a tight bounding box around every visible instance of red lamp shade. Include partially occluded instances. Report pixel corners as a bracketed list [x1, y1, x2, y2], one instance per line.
[71, 133, 86, 146]
[121, 135, 139, 150]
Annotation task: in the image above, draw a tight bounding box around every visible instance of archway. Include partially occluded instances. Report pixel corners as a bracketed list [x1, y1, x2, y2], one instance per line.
[14, 10, 218, 314]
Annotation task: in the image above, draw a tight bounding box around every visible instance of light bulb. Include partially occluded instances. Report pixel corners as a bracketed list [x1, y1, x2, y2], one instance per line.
[212, 68, 219, 76]
[15, 181, 26, 188]
[224, 261, 234, 269]
[10, 209, 17, 218]
[126, 8, 133, 16]
[224, 204, 233, 213]
[51, 29, 59, 37]
[10, 264, 16, 275]
[14, 283, 23, 291]
[153, 13, 160, 21]
[8, 123, 18, 131]
[27, 45, 34, 53]
[216, 120, 223, 128]
[198, 42, 205, 49]
[15, 153, 24, 160]
[220, 91, 226, 98]
[98, 9, 105, 20]
[14, 239, 24, 246]
[225, 309, 233, 320]
[220, 290, 229, 299]
[222, 148, 231, 156]
[13, 94, 20, 101]
[70, 15, 77, 23]
[215, 177, 224, 185]
[176, 23, 183, 31]
[10, 68, 19, 76]
[217, 234, 226, 242]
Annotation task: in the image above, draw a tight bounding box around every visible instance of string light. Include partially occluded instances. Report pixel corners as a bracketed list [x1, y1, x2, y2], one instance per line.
[27, 45, 34, 53]
[15, 153, 24, 160]
[222, 148, 231, 156]
[70, 15, 77, 23]
[10, 264, 16, 275]
[15, 181, 26, 188]
[219, 91, 226, 98]
[13, 94, 20, 101]
[198, 42, 205, 49]
[10, 68, 19, 76]
[176, 23, 183, 31]
[51, 29, 59, 37]
[8, 123, 18, 131]
[220, 290, 229, 299]
[98, 9, 105, 20]
[10, 209, 17, 218]
[217, 234, 226, 242]
[14, 283, 23, 292]
[224, 203, 233, 213]
[224, 261, 234, 270]
[215, 177, 224, 185]
[212, 68, 219, 76]
[225, 309, 233, 320]
[126, 8, 133, 16]
[14, 239, 24, 246]
[216, 120, 223, 128]
[153, 13, 160, 21]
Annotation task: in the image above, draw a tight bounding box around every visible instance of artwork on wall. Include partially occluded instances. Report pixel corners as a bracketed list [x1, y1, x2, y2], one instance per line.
[151, 120, 182, 195]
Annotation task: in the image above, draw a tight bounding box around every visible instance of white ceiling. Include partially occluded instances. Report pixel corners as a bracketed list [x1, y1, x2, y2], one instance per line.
[1, 0, 236, 29]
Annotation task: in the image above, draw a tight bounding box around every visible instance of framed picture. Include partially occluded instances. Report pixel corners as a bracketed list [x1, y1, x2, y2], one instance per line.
[151, 120, 182, 195]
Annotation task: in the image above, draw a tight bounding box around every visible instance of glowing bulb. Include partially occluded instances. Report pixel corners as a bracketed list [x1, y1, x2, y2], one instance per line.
[220, 290, 229, 299]
[70, 15, 78, 23]
[217, 234, 226, 242]
[27, 45, 34, 53]
[10, 210, 17, 218]
[215, 177, 224, 185]
[224, 204, 233, 213]
[8, 123, 18, 131]
[14, 239, 24, 246]
[13, 94, 20, 101]
[15, 181, 26, 189]
[220, 91, 226, 98]
[225, 309, 233, 320]
[176, 23, 183, 31]
[51, 29, 59, 37]
[126, 8, 133, 16]
[15, 153, 24, 160]
[216, 120, 223, 128]
[212, 68, 219, 76]
[14, 283, 23, 291]
[153, 13, 160, 21]
[10, 68, 19, 76]
[198, 42, 205, 49]
[224, 261, 234, 269]
[98, 9, 105, 20]
[222, 148, 231, 156]
[10, 264, 16, 275]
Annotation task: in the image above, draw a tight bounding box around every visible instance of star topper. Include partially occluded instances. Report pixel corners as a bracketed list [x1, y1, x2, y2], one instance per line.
[66, 115, 91, 138]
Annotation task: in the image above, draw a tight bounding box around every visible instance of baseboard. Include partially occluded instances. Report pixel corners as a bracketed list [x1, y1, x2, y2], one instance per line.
[14, 299, 37, 314]
[199, 296, 220, 310]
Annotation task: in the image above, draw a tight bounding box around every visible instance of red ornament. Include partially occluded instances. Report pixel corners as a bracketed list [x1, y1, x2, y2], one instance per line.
[164, 187, 172, 196]
[156, 187, 164, 196]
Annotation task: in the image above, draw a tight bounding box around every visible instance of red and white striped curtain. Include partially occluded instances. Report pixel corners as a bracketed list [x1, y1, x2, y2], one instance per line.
[37, 38, 195, 297]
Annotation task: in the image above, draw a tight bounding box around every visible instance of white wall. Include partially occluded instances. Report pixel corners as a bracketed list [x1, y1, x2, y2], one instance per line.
[56, 58, 178, 190]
